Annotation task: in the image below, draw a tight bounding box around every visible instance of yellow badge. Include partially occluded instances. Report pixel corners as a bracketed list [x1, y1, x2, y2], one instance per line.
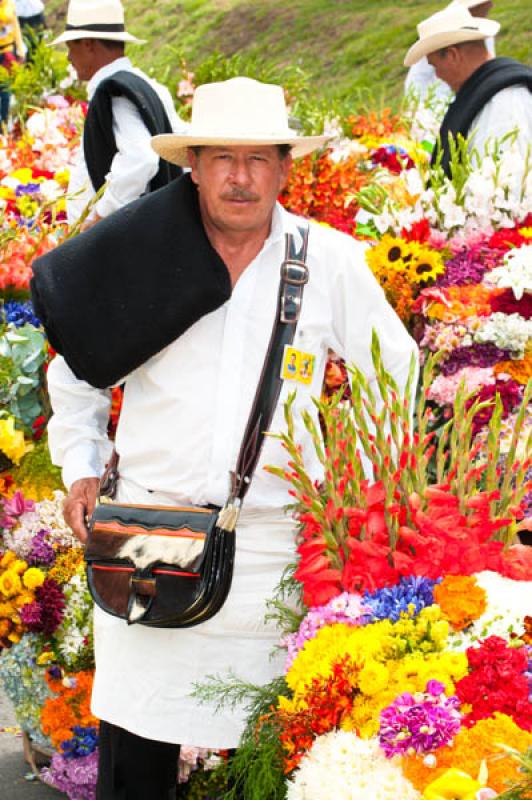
[281, 346, 315, 386]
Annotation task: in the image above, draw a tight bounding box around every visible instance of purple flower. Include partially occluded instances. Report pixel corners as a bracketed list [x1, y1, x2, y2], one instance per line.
[20, 601, 42, 627]
[41, 749, 98, 800]
[436, 246, 497, 287]
[15, 183, 41, 196]
[440, 343, 513, 376]
[28, 530, 56, 567]
[0, 491, 35, 529]
[282, 592, 370, 671]
[379, 682, 462, 758]
[21, 579, 65, 636]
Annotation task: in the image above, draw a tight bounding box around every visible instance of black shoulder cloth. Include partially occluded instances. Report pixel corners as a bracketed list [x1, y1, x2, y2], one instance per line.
[432, 57, 532, 177]
[84, 69, 182, 192]
[30, 175, 231, 389]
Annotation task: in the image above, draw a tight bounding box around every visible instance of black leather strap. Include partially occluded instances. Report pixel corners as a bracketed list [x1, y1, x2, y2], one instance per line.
[100, 224, 310, 503]
[231, 224, 310, 501]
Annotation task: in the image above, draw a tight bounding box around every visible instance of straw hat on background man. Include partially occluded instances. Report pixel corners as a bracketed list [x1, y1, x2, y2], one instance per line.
[404, 3, 499, 67]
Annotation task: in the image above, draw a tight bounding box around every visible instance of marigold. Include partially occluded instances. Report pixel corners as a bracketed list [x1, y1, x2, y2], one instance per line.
[494, 352, 532, 385]
[434, 575, 487, 631]
[402, 713, 532, 792]
[41, 670, 98, 749]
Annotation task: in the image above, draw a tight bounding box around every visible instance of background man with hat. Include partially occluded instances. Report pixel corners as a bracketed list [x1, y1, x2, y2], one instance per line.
[52, 0, 186, 227]
[405, 2, 532, 177]
[38, 76, 418, 798]
[404, 0, 496, 102]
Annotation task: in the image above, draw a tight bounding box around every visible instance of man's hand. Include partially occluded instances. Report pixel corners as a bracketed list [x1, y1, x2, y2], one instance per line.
[63, 477, 100, 544]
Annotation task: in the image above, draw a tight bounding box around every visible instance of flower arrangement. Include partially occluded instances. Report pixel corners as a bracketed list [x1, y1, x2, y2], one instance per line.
[196, 343, 532, 799]
[1, 72, 531, 800]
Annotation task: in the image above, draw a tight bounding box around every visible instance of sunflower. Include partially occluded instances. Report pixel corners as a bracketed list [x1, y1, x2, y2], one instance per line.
[366, 235, 413, 279]
[408, 247, 446, 284]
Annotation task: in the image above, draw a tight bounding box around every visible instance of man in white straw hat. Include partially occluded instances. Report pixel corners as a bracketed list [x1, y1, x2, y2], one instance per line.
[38, 76, 418, 797]
[404, 1, 496, 103]
[52, 0, 186, 227]
[404, 2, 532, 177]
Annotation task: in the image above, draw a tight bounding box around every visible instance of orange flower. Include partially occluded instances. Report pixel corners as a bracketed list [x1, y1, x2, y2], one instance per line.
[41, 670, 99, 749]
[494, 353, 532, 385]
[434, 575, 487, 631]
[402, 713, 532, 792]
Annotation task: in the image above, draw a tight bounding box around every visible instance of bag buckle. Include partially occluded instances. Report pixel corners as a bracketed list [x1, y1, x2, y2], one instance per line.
[280, 259, 309, 286]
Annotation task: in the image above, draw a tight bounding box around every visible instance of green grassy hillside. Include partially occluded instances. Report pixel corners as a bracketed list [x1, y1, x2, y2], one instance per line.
[46, 0, 532, 108]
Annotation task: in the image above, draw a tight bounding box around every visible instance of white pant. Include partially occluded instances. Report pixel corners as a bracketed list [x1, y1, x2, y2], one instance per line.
[91, 478, 296, 747]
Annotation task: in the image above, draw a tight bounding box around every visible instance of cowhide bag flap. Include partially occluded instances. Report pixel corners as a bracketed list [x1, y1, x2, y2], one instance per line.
[84, 224, 310, 628]
[85, 501, 235, 627]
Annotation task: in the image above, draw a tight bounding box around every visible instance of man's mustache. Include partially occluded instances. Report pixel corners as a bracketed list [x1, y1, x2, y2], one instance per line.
[220, 188, 260, 202]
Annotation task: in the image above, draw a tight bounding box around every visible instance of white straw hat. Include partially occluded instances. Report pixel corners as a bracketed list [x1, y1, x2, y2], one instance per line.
[151, 77, 331, 167]
[52, 0, 145, 45]
[404, 3, 499, 67]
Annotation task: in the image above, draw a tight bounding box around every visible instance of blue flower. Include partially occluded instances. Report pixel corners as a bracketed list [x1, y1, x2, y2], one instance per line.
[60, 726, 99, 759]
[363, 575, 440, 622]
[2, 300, 41, 328]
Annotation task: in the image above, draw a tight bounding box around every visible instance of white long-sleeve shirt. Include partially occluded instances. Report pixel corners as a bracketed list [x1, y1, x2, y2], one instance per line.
[47, 203, 418, 509]
[67, 57, 186, 225]
[469, 85, 532, 162]
[47, 202, 418, 747]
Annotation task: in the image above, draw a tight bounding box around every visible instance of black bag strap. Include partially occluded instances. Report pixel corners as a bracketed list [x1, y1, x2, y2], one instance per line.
[230, 224, 309, 502]
[100, 224, 310, 508]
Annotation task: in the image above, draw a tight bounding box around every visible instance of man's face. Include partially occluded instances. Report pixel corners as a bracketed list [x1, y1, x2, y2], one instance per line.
[188, 145, 292, 237]
[427, 48, 462, 92]
[66, 40, 96, 81]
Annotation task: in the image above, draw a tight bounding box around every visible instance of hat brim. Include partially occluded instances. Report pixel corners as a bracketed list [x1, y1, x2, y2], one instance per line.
[151, 133, 332, 166]
[404, 19, 499, 67]
[51, 30, 145, 45]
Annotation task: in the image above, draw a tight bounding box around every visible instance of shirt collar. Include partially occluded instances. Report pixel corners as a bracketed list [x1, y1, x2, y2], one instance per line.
[87, 57, 133, 100]
[262, 202, 305, 255]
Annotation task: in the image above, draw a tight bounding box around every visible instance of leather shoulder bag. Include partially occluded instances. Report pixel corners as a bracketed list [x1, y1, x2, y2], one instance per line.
[84, 224, 310, 628]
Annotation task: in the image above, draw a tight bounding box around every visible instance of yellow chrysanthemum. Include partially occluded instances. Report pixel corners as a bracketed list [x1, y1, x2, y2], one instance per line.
[286, 607, 450, 699]
[518, 226, 532, 238]
[0, 571, 22, 598]
[7, 631, 22, 644]
[0, 551, 16, 569]
[358, 660, 390, 696]
[0, 416, 30, 465]
[22, 567, 45, 590]
[11, 560, 28, 576]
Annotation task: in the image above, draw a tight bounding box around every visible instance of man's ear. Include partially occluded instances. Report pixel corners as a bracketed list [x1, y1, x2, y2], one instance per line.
[188, 148, 199, 185]
[279, 153, 293, 192]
